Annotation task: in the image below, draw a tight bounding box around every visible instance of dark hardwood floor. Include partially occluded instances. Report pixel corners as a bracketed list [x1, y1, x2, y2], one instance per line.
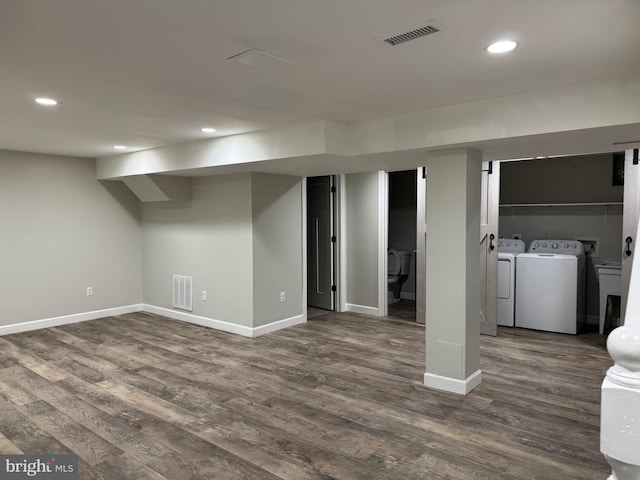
[387, 299, 417, 322]
[0, 311, 611, 479]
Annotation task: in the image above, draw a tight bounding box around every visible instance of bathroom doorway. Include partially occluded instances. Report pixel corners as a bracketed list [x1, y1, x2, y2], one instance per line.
[387, 170, 418, 322]
[307, 175, 337, 311]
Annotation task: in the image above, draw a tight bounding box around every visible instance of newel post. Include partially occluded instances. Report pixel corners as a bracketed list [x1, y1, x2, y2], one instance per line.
[601, 225, 640, 479]
[601, 327, 640, 479]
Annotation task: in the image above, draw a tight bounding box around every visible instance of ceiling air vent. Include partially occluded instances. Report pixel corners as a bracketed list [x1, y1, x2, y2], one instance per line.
[378, 21, 445, 47]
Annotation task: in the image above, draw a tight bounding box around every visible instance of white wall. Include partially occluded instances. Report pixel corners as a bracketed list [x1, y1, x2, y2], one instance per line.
[98, 75, 640, 179]
[0, 150, 142, 326]
[251, 173, 303, 327]
[142, 174, 254, 326]
[345, 172, 379, 311]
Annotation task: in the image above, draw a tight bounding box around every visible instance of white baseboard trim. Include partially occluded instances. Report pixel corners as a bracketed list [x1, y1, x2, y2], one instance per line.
[252, 314, 306, 337]
[0, 303, 305, 339]
[143, 304, 305, 338]
[0, 304, 143, 336]
[423, 369, 482, 395]
[400, 292, 416, 301]
[143, 304, 253, 337]
[345, 303, 379, 316]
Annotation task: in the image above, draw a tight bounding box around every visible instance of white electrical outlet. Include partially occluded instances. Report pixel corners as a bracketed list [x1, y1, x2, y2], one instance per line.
[576, 237, 600, 257]
[202, 290, 207, 301]
[280, 291, 286, 302]
[86, 286, 93, 296]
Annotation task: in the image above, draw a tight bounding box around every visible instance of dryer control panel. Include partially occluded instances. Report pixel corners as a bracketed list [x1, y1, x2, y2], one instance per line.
[528, 240, 585, 255]
[497, 238, 526, 254]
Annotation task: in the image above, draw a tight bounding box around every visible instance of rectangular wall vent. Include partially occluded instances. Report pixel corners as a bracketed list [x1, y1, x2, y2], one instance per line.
[378, 21, 445, 47]
[173, 275, 193, 312]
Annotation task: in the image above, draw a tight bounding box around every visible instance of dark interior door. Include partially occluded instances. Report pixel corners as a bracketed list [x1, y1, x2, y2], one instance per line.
[307, 176, 334, 310]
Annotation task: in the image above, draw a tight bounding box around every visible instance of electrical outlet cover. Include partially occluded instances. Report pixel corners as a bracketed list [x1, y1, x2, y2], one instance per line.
[575, 237, 599, 257]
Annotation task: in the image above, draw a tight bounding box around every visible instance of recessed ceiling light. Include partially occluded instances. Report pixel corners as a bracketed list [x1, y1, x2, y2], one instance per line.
[201, 127, 217, 133]
[485, 40, 518, 54]
[35, 97, 59, 106]
[113, 145, 127, 150]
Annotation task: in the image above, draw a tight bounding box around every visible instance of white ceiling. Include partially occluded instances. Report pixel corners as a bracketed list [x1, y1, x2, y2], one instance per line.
[1, 0, 640, 159]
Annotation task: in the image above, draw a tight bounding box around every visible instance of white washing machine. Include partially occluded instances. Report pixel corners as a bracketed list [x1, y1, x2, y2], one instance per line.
[515, 240, 586, 334]
[497, 239, 526, 327]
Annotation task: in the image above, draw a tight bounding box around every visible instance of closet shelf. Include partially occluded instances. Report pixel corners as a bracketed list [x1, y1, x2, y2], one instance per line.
[500, 202, 623, 208]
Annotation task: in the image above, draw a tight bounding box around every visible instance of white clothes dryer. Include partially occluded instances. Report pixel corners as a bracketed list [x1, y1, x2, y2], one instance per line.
[497, 239, 526, 327]
[515, 240, 586, 334]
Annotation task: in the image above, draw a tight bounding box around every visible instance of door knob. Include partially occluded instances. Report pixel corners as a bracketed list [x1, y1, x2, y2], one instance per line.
[625, 236, 633, 257]
[489, 233, 496, 251]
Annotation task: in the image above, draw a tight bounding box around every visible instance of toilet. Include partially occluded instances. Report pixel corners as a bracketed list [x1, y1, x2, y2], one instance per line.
[388, 249, 412, 304]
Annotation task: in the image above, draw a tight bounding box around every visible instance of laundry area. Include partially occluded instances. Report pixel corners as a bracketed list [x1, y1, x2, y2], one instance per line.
[497, 153, 624, 335]
[309, 155, 629, 335]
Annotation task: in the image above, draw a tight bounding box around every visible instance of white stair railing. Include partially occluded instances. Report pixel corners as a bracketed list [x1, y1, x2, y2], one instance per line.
[601, 222, 640, 479]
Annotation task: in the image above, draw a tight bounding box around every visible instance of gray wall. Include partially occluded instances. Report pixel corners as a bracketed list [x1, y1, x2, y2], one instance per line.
[425, 149, 481, 381]
[142, 172, 304, 328]
[499, 154, 624, 323]
[345, 172, 379, 309]
[388, 170, 417, 299]
[142, 174, 254, 326]
[251, 173, 303, 327]
[0, 150, 142, 325]
[501, 154, 623, 204]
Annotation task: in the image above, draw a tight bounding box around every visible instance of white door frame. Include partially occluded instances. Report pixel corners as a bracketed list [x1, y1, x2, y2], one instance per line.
[378, 171, 389, 317]
[302, 178, 307, 320]
[622, 148, 640, 322]
[416, 167, 427, 324]
[480, 160, 500, 336]
[303, 175, 343, 315]
[379, 168, 424, 319]
[338, 174, 348, 312]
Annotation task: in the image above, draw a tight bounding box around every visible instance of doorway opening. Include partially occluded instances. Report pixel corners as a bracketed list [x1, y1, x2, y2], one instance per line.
[387, 170, 418, 322]
[306, 175, 337, 315]
[497, 151, 630, 336]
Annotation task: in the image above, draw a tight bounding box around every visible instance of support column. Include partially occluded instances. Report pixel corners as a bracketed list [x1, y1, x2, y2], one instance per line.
[424, 148, 482, 395]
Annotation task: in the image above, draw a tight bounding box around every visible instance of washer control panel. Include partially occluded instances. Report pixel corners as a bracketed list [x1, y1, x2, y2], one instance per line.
[528, 240, 585, 255]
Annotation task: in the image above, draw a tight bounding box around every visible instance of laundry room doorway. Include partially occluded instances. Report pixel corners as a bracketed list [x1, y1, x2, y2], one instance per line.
[498, 152, 628, 334]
